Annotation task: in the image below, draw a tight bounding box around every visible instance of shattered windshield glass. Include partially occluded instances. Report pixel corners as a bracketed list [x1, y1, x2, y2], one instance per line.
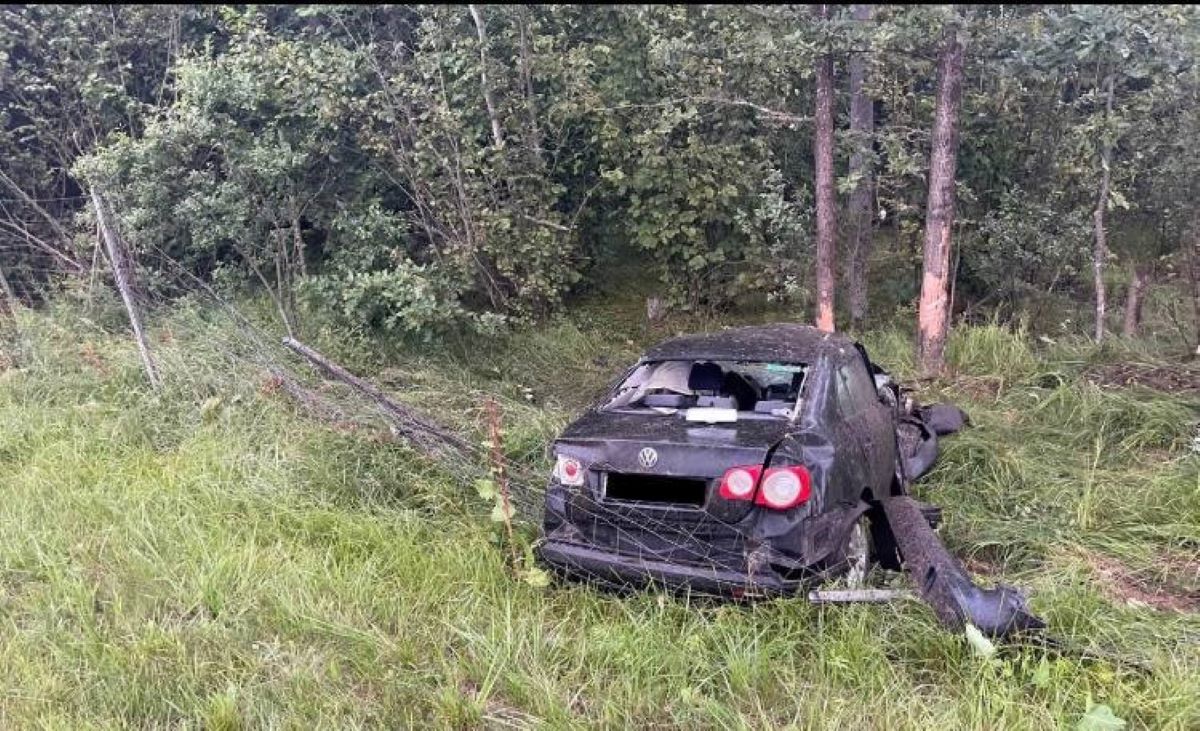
[602, 359, 807, 418]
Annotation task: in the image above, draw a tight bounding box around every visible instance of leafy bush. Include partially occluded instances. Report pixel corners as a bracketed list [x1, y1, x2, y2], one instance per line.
[965, 188, 1092, 305]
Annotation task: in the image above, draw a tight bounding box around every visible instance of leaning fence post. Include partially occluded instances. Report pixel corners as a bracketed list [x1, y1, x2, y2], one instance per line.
[91, 187, 161, 389]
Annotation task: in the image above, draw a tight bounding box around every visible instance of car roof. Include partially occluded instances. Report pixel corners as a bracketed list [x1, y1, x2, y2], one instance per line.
[641, 323, 859, 363]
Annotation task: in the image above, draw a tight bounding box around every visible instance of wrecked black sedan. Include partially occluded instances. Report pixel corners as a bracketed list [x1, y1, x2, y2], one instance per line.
[539, 323, 921, 597]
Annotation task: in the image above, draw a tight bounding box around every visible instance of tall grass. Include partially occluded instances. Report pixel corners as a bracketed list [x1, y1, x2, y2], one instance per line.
[0, 302, 1196, 728]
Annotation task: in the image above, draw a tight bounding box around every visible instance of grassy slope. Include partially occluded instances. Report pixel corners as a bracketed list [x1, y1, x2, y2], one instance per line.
[0, 293, 1196, 729]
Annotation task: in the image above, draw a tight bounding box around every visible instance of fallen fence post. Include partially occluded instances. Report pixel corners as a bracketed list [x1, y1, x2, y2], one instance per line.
[281, 336, 473, 459]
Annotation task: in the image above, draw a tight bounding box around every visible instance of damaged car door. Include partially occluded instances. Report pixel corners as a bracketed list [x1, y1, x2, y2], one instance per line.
[833, 350, 896, 499]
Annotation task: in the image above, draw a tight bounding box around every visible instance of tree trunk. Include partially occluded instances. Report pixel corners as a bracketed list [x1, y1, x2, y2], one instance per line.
[846, 4, 875, 327]
[916, 22, 966, 376]
[1092, 74, 1115, 343]
[468, 4, 505, 149]
[0, 260, 18, 337]
[291, 212, 307, 279]
[91, 188, 161, 389]
[1187, 213, 1200, 357]
[517, 7, 542, 158]
[812, 3, 837, 333]
[1121, 264, 1150, 338]
[272, 227, 298, 338]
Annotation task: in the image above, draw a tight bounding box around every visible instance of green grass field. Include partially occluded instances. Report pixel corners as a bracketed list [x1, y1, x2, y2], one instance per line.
[0, 293, 1196, 729]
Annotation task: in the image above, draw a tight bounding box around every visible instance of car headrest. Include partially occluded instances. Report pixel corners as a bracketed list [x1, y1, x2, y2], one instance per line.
[790, 370, 805, 393]
[687, 361, 724, 392]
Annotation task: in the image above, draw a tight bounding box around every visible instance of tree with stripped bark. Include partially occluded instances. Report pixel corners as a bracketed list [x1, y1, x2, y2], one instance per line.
[916, 15, 965, 375]
[812, 3, 837, 332]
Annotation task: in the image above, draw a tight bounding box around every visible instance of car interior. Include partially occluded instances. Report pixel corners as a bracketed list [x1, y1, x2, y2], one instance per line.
[629, 361, 805, 415]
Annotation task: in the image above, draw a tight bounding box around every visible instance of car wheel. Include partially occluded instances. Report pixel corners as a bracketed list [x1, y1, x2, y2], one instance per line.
[843, 516, 872, 589]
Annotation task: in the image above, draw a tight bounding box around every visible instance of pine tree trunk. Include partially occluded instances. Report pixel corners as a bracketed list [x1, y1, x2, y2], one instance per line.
[1092, 74, 1115, 343]
[812, 3, 837, 333]
[846, 4, 875, 327]
[1121, 264, 1150, 338]
[916, 22, 965, 376]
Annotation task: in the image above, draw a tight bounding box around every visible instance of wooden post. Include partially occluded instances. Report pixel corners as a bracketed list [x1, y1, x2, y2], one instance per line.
[91, 188, 161, 388]
[282, 336, 471, 458]
[0, 261, 15, 319]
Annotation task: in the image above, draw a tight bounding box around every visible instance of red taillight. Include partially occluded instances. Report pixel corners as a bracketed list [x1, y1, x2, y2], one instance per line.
[754, 465, 811, 510]
[719, 465, 762, 500]
[720, 464, 811, 510]
[554, 455, 585, 486]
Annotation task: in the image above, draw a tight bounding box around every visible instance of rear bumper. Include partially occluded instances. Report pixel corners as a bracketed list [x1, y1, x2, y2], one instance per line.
[538, 534, 800, 597]
[539, 483, 860, 597]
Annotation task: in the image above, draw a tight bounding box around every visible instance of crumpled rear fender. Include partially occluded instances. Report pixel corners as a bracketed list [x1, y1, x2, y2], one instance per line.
[745, 430, 864, 566]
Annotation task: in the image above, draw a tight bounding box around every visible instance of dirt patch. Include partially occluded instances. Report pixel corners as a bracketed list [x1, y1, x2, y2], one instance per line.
[1083, 362, 1200, 396]
[1088, 553, 1200, 614]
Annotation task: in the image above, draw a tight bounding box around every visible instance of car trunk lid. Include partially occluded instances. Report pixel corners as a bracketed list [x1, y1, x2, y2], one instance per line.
[554, 410, 788, 478]
[553, 411, 791, 524]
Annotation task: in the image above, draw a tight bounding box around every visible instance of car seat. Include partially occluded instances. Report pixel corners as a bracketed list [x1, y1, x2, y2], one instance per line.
[688, 362, 738, 409]
[721, 370, 759, 410]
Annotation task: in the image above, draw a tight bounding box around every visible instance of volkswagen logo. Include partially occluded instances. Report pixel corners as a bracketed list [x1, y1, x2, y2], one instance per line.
[638, 447, 659, 469]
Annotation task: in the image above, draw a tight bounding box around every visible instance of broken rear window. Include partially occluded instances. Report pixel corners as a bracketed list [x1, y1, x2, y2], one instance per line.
[602, 360, 807, 418]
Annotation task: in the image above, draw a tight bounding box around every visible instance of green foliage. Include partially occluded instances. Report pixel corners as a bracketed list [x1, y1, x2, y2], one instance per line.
[2, 4, 1199, 341]
[0, 5, 203, 290]
[967, 188, 1092, 303]
[604, 126, 806, 310]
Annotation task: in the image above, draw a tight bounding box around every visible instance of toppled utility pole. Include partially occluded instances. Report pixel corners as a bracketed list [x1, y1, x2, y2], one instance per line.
[91, 188, 161, 388]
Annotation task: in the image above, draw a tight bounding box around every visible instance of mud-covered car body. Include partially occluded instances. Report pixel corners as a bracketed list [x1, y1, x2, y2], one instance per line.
[539, 323, 917, 596]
